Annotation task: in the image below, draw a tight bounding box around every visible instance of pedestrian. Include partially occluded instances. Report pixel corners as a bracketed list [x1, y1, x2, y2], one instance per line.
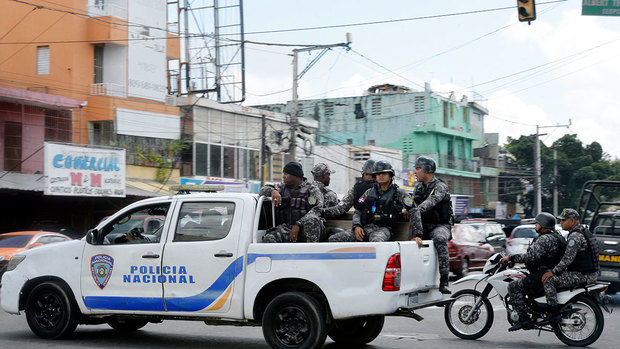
[540, 208, 600, 323]
[329, 160, 413, 242]
[501, 212, 566, 331]
[408, 156, 453, 294]
[311, 163, 338, 208]
[259, 161, 325, 243]
[322, 159, 376, 217]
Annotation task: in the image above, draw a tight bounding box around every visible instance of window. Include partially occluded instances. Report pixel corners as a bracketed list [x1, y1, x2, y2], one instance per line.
[0, 234, 33, 248]
[512, 227, 538, 239]
[354, 103, 365, 119]
[100, 203, 170, 245]
[89, 120, 114, 146]
[45, 110, 72, 142]
[36, 235, 70, 245]
[443, 101, 448, 127]
[175, 202, 235, 241]
[414, 96, 425, 113]
[371, 97, 382, 116]
[3, 121, 22, 171]
[223, 146, 235, 178]
[37, 46, 50, 75]
[196, 143, 208, 175]
[449, 103, 454, 119]
[463, 108, 468, 122]
[324, 102, 334, 117]
[210, 144, 221, 176]
[94, 45, 104, 84]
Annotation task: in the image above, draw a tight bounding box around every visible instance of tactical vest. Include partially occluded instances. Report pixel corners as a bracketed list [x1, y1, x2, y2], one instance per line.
[352, 179, 376, 210]
[276, 184, 313, 225]
[360, 184, 401, 228]
[567, 225, 600, 273]
[413, 178, 453, 225]
[526, 231, 566, 273]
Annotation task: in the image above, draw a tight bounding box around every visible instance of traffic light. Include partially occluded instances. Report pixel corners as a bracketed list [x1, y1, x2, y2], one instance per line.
[517, 0, 536, 23]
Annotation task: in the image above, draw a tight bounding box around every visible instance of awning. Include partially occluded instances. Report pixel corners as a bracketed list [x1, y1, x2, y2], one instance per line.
[0, 86, 86, 109]
[0, 172, 163, 197]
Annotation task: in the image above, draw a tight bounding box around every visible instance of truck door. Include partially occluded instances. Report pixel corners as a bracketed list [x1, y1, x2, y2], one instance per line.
[161, 198, 244, 315]
[80, 201, 173, 313]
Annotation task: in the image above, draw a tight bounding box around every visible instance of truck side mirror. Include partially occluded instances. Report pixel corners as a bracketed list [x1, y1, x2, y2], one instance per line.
[85, 229, 98, 245]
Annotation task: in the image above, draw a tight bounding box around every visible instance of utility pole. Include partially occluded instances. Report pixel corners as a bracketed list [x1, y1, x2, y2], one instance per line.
[260, 114, 267, 186]
[553, 148, 558, 216]
[533, 119, 571, 215]
[287, 34, 352, 163]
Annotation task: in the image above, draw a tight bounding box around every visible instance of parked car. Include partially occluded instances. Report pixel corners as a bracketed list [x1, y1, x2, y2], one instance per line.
[458, 220, 507, 253]
[0, 231, 72, 280]
[448, 224, 495, 278]
[591, 211, 620, 293]
[506, 224, 538, 256]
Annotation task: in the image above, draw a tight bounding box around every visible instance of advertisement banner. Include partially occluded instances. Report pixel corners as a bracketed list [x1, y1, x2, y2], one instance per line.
[401, 169, 416, 191]
[44, 142, 126, 197]
[454, 196, 469, 215]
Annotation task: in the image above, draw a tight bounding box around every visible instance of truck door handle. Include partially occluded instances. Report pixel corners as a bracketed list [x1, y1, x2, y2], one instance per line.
[142, 254, 160, 259]
[214, 252, 233, 258]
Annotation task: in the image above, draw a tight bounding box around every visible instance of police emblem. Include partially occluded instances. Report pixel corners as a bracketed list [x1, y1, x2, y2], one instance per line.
[308, 195, 317, 205]
[90, 254, 114, 290]
[403, 195, 413, 207]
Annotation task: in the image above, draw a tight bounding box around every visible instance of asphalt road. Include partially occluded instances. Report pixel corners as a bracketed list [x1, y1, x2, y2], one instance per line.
[0, 277, 618, 348]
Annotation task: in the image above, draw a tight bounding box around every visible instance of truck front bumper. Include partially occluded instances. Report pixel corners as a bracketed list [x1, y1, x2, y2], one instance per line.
[1, 271, 28, 314]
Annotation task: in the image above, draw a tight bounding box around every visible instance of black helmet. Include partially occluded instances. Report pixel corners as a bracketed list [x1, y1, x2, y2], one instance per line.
[535, 212, 556, 229]
[362, 159, 375, 174]
[373, 160, 394, 176]
[414, 156, 436, 173]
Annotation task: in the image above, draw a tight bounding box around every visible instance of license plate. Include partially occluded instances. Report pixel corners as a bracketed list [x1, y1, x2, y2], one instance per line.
[600, 270, 619, 278]
[407, 293, 418, 306]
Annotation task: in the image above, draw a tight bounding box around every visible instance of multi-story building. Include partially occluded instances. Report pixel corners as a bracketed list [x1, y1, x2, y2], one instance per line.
[256, 83, 499, 213]
[0, 0, 181, 232]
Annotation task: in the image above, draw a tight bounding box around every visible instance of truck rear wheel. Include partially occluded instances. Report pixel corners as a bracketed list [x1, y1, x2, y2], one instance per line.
[25, 282, 79, 339]
[262, 292, 327, 349]
[328, 315, 385, 345]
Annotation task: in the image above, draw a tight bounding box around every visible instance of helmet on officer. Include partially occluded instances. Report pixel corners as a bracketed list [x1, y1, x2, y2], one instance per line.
[362, 159, 375, 175]
[414, 156, 436, 174]
[373, 160, 394, 177]
[535, 212, 556, 230]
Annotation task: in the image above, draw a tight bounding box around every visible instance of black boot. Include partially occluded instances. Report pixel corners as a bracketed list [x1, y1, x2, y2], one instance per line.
[538, 305, 562, 326]
[439, 274, 451, 294]
[508, 316, 534, 332]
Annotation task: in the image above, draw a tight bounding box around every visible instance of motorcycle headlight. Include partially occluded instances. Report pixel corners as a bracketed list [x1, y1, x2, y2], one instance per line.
[6, 255, 25, 271]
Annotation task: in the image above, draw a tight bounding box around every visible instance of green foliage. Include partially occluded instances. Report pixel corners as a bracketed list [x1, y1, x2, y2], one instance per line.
[505, 134, 619, 215]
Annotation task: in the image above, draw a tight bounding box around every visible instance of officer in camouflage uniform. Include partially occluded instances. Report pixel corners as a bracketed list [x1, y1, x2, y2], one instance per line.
[311, 163, 338, 208]
[502, 212, 566, 331]
[260, 161, 325, 243]
[540, 208, 600, 322]
[408, 156, 453, 294]
[322, 159, 376, 217]
[329, 160, 413, 242]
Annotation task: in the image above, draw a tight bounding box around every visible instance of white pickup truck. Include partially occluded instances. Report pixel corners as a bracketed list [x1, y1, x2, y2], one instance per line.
[1, 192, 446, 348]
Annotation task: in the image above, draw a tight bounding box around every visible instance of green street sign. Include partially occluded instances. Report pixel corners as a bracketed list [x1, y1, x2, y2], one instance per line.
[582, 0, 620, 16]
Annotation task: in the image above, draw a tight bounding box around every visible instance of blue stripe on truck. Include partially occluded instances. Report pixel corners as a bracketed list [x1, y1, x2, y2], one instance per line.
[247, 252, 377, 265]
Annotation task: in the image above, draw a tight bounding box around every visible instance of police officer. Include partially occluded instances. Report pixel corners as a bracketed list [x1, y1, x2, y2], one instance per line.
[260, 161, 325, 243]
[311, 163, 338, 208]
[329, 160, 413, 242]
[408, 156, 453, 294]
[322, 159, 376, 217]
[541, 208, 600, 322]
[501, 212, 566, 331]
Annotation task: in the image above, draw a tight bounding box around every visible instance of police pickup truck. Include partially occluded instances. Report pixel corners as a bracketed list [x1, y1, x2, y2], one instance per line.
[1, 191, 445, 348]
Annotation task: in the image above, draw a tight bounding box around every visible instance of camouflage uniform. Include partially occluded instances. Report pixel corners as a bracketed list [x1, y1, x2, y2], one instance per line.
[409, 178, 452, 283]
[544, 225, 600, 307]
[329, 182, 413, 242]
[314, 181, 339, 208]
[259, 180, 325, 243]
[508, 230, 566, 318]
[322, 179, 376, 217]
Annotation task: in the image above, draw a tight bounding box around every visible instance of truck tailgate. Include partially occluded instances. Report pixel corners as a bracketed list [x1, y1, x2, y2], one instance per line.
[399, 241, 438, 292]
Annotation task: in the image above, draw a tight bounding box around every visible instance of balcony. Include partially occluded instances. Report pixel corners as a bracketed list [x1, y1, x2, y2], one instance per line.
[437, 155, 478, 173]
[90, 83, 126, 98]
[88, 1, 127, 19]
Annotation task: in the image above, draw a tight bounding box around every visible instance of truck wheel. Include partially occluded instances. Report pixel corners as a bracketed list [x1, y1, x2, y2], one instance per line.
[262, 292, 327, 349]
[25, 282, 79, 339]
[107, 318, 149, 332]
[328, 315, 385, 345]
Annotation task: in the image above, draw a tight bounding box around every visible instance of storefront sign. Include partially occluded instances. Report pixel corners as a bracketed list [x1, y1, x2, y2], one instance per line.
[44, 142, 126, 197]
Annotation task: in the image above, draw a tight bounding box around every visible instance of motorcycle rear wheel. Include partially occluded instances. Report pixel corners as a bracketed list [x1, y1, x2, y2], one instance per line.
[444, 289, 494, 340]
[553, 296, 604, 347]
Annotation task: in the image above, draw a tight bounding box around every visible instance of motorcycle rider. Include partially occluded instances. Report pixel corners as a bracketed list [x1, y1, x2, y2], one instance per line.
[501, 212, 566, 331]
[409, 156, 453, 294]
[540, 208, 600, 323]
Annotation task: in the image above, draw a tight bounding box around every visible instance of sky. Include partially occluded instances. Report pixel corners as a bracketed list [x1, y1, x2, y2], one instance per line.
[230, 0, 620, 158]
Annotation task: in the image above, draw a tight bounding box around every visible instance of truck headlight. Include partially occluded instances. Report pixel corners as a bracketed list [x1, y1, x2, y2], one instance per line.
[6, 255, 25, 271]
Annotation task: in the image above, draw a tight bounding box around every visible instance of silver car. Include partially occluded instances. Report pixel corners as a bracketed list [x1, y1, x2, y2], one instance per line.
[506, 224, 538, 256]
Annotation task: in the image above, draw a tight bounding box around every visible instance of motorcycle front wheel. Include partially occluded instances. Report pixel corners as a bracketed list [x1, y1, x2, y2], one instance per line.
[553, 296, 604, 347]
[444, 289, 494, 340]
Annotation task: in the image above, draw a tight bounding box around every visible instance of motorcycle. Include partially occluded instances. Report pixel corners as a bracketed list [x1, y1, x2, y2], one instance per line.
[444, 253, 612, 347]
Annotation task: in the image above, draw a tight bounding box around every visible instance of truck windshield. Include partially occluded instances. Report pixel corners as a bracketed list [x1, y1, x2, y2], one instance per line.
[0, 235, 33, 248]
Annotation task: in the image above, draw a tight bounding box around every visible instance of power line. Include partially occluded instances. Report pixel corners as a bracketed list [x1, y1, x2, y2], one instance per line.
[0, 6, 37, 41]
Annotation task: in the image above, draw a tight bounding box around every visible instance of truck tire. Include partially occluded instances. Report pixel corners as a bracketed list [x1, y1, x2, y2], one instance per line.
[107, 318, 149, 332]
[262, 292, 327, 349]
[328, 315, 385, 345]
[25, 282, 79, 339]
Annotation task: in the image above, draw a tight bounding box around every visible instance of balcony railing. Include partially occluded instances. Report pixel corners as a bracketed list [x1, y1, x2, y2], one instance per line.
[88, 1, 127, 19]
[438, 155, 479, 172]
[90, 83, 127, 98]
